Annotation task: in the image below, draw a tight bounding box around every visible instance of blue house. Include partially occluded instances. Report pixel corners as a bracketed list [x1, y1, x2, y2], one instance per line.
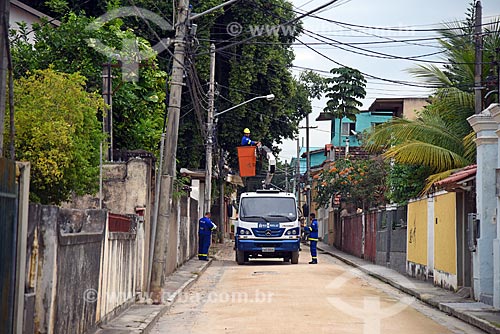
[290, 146, 324, 175]
[318, 97, 429, 148]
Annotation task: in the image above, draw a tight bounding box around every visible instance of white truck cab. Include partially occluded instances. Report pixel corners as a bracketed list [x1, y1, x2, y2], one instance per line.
[235, 190, 300, 264]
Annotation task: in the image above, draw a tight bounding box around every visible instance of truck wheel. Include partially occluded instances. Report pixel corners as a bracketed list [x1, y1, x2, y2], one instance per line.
[291, 251, 299, 264]
[236, 250, 245, 265]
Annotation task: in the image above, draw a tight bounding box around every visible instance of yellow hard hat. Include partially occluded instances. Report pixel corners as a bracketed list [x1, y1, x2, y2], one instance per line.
[243, 128, 251, 134]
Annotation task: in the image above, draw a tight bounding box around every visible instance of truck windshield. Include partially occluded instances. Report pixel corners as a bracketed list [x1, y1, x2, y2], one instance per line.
[240, 197, 297, 222]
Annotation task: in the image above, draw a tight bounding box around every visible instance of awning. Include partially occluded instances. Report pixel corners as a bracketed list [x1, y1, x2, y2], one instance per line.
[434, 165, 476, 192]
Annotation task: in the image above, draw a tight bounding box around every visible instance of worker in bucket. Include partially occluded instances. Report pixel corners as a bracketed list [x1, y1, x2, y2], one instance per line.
[241, 128, 261, 146]
[198, 212, 217, 261]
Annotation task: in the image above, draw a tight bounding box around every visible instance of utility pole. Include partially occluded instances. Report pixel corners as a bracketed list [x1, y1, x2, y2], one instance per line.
[204, 43, 216, 213]
[285, 160, 288, 192]
[306, 112, 311, 226]
[496, 47, 500, 103]
[0, 0, 9, 157]
[299, 121, 317, 225]
[219, 148, 225, 242]
[150, 0, 189, 303]
[296, 137, 301, 212]
[474, 0, 483, 114]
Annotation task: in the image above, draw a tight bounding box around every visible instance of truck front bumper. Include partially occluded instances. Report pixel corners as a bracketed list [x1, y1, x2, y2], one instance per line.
[236, 238, 300, 252]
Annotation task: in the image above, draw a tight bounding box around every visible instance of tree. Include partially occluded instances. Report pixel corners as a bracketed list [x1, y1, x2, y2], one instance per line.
[314, 157, 386, 210]
[7, 68, 104, 204]
[322, 67, 366, 148]
[11, 10, 167, 156]
[14, 0, 311, 172]
[365, 5, 499, 196]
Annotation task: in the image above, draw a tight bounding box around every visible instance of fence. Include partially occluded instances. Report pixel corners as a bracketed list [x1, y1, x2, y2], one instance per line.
[0, 159, 30, 334]
[0, 158, 18, 334]
[334, 205, 408, 274]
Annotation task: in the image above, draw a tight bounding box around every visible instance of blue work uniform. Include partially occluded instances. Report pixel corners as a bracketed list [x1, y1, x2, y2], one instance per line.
[198, 216, 216, 260]
[241, 135, 257, 146]
[305, 218, 319, 262]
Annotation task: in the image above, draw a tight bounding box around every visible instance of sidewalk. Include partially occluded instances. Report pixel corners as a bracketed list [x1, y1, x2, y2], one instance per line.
[317, 242, 500, 334]
[93, 241, 230, 334]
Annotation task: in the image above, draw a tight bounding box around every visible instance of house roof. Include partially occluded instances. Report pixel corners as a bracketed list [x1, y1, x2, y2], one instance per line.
[300, 147, 325, 158]
[11, 0, 61, 26]
[434, 165, 477, 191]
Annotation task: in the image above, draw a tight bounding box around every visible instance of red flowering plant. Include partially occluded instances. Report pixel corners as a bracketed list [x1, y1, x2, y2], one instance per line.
[314, 157, 387, 210]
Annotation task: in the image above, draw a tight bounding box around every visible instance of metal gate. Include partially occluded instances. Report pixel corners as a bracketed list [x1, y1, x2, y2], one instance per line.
[0, 158, 18, 334]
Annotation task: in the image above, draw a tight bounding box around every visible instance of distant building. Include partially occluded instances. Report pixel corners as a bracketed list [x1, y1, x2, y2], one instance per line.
[10, 0, 60, 43]
[368, 97, 429, 120]
[317, 97, 429, 149]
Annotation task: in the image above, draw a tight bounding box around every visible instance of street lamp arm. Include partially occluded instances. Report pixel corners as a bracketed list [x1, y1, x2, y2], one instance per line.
[214, 94, 274, 118]
[190, 0, 241, 21]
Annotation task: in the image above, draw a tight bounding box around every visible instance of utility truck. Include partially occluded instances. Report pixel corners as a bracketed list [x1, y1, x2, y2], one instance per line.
[235, 189, 301, 264]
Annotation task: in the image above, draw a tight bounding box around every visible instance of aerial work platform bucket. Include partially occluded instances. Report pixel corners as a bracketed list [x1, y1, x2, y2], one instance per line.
[237, 146, 257, 177]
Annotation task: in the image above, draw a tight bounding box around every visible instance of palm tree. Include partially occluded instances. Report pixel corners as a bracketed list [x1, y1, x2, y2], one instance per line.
[366, 5, 499, 194]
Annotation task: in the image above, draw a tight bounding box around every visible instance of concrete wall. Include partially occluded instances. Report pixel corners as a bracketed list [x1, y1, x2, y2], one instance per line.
[28, 204, 150, 334]
[402, 98, 428, 120]
[406, 192, 462, 291]
[468, 104, 500, 306]
[433, 193, 457, 289]
[64, 158, 155, 294]
[407, 198, 431, 281]
[31, 205, 106, 334]
[407, 199, 428, 266]
[97, 220, 140, 324]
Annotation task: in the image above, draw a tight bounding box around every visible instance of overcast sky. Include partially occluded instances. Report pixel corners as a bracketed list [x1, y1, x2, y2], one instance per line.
[279, 0, 500, 162]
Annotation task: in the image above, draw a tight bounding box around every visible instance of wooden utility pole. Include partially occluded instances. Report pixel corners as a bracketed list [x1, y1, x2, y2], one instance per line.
[474, 1, 483, 114]
[0, 0, 10, 157]
[150, 0, 189, 303]
[204, 43, 216, 213]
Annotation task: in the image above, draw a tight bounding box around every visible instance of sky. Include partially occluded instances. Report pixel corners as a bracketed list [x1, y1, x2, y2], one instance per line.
[278, 0, 500, 162]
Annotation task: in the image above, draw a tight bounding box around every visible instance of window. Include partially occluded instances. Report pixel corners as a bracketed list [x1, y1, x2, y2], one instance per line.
[341, 122, 356, 136]
[240, 197, 297, 222]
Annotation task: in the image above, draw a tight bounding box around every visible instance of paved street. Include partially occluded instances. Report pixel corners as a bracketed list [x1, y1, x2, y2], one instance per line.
[154, 244, 485, 334]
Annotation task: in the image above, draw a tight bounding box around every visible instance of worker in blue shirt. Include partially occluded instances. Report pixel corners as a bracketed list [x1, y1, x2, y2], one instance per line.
[241, 128, 261, 146]
[198, 212, 217, 261]
[305, 213, 318, 264]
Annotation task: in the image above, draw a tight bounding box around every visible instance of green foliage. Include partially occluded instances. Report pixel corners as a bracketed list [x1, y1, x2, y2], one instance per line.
[323, 67, 366, 121]
[314, 158, 386, 210]
[8, 68, 104, 204]
[386, 164, 431, 204]
[207, 0, 309, 168]
[299, 70, 327, 100]
[11, 10, 167, 156]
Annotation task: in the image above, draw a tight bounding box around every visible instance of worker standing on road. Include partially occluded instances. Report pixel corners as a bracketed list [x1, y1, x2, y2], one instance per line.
[241, 128, 261, 146]
[198, 212, 217, 261]
[305, 213, 318, 264]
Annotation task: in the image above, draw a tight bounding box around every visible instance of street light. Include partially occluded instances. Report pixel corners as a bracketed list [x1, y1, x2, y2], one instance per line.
[204, 93, 275, 213]
[213, 94, 275, 117]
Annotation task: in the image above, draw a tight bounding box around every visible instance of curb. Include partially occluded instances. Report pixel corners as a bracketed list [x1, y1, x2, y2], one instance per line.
[141, 257, 214, 334]
[140, 243, 229, 333]
[317, 245, 500, 334]
[94, 257, 216, 334]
